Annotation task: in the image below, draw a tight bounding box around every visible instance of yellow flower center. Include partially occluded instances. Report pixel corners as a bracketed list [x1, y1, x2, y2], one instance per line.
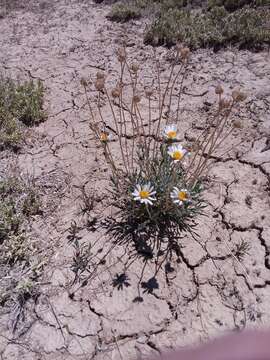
[100, 132, 108, 142]
[139, 190, 150, 199]
[172, 150, 183, 160]
[178, 191, 187, 201]
[167, 130, 177, 139]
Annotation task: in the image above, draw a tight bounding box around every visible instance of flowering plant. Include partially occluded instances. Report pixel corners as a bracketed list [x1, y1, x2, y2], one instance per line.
[81, 44, 246, 263]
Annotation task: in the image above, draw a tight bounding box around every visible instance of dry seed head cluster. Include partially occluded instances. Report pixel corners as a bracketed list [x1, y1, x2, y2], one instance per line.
[81, 44, 247, 201]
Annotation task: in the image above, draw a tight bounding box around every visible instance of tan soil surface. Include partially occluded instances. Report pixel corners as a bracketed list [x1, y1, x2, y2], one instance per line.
[0, 1, 270, 359]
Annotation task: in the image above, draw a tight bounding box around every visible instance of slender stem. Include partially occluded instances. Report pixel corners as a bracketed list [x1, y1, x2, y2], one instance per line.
[119, 62, 130, 172]
[189, 102, 235, 185]
[153, 55, 177, 159]
[176, 63, 188, 122]
[167, 62, 185, 119]
[148, 96, 152, 155]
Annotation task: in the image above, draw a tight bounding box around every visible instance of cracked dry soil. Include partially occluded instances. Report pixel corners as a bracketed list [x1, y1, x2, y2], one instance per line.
[0, 0, 270, 359]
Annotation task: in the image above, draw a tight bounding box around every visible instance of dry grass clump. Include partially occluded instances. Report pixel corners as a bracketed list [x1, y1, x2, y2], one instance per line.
[81, 45, 247, 263]
[0, 76, 46, 150]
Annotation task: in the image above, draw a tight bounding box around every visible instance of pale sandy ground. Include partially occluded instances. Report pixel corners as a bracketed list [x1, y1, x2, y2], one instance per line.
[0, 0, 270, 359]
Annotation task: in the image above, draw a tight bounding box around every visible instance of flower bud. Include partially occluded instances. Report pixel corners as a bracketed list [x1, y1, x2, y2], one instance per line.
[96, 71, 105, 80]
[80, 77, 88, 87]
[111, 86, 120, 98]
[130, 63, 139, 73]
[100, 132, 109, 143]
[116, 48, 126, 63]
[133, 94, 141, 104]
[95, 78, 105, 91]
[215, 84, 224, 95]
[145, 87, 154, 98]
[232, 120, 243, 129]
[232, 89, 247, 102]
[219, 98, 231, 109]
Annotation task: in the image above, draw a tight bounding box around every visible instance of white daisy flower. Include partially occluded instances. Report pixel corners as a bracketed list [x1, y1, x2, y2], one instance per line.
[100, 131, 112, 143]
[132, 183, 156, 205]
[170, 187, 189, 206]
[167, 144, 188, 162]
[163, 124, 177, 140]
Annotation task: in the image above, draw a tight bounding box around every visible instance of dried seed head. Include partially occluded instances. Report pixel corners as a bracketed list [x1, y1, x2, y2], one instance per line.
[96, 71, 105, 80]
[80, 77, 88, 87]
[232, 89, 247, 102]
[95, 78, 105, 91]
[116, 48, 126, 63]
[180, 47, 190, 60]
[219, 98, 231, 109]
[133, 94, 141, 104]
[130, 63, 139, 73]
[215, 84, 224, 95]
[232, 120, 243, 129]
[145, 87, 154, 98]
[111, 86, 120, 98]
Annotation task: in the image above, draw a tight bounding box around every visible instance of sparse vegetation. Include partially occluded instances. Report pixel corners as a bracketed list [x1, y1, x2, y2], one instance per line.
[0, 176, 41, 264]
[0, 76, 46, 150]
[107, 2, 142, 22]
[104, 0, 270, 50]
[0, 175, 42, 323]
[145, 5, 270, 49]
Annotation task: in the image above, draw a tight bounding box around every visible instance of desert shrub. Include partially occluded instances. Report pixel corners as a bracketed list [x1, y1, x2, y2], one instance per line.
[144, 5, 270, 49]
[156, 0, 191, 9]
[104, 0, 270, 50]
[208, 0, 270, 10]
[107, 2, 142, 22]
[106, 0, 197, 23]
[0, 77, 46, 150]
[0, 177, 41, 264]
[81, 46, 247, 265]
[0, 174, 43, 328]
